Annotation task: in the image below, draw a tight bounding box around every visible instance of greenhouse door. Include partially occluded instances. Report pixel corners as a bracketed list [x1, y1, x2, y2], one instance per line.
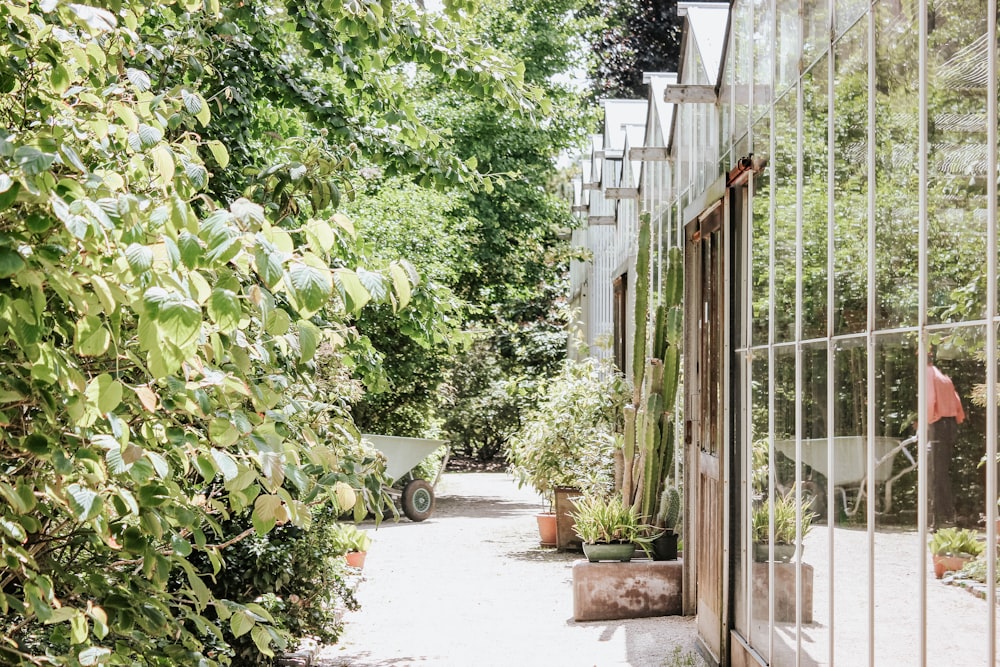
[686, 196, 730, 665]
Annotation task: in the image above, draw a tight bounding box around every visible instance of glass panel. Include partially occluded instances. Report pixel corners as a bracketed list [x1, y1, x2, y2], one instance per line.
[837, 0, 868, 39]
[833, 22, 868, 336]
[773, 91, 797, 343]
[831, 337, 869, 663]
[922, 326, 996, 664]
[803, 0, 830, 68]
[752, 117, 772, 345]
[871, 333, 921, 663]
[927, 0, 989, 326]
[873, 0, 920, 330]
[802, 56, 829, 340]
[732, 0, 752, 159]
[753, 0, 774, 122]
[776, 0, 800, 95]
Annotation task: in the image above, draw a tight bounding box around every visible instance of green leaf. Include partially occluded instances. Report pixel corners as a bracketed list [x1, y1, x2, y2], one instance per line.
[137, 123, 162, 148]
[182, 89, 202, 115]
[208, 288, 241, 332]
[206, 140, 229, 168]
[254, 245, 285, 289]
[70, 609, 88, 644]
[230, 610, 255, 638]
[79, 647, 111, 666]
[209, 418, 239, 447]
[152, 145, 175, 184]
[210, 449, 238, 481]
[0, 179, 20, 209]
[15, 146, 55, 176]
[389, 262, 412, 309]
[0, 247, 25, 278]
[86, 374, 123, 414]
[126, 68, 151, 92]
[297, 319, 320, 363]
[251, 624, 275, 656]
[178, 232, 203, 269]
[286, 259, 332, 317]
[334, 268, 371, 312]
[185, 161, 208, 189]
[125, 243, 153, 275]
[75, 315, 111, 356]
[51, 64, 71, 94]
[264, 308, 290, 336]
[66, 483, 102, 521]
[145, 288, 201, 350]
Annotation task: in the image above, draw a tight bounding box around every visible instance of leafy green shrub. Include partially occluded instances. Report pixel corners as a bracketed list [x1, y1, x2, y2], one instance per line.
[198, 509, 361, 666]
[507, 358, 628, 505]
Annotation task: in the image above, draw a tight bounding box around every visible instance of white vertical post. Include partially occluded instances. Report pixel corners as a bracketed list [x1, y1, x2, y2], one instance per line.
[916, 0, 929, 663]
[826, 0, 837, 657]
[865, 4, 877, 666]
[985, 0, 998, 660]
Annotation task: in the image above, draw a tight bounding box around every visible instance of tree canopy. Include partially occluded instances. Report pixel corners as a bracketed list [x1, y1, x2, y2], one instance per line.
[0, 0, 557, 664]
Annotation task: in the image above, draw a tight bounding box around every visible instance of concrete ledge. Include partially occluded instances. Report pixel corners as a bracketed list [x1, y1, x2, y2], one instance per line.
[573, 559, 683, 621]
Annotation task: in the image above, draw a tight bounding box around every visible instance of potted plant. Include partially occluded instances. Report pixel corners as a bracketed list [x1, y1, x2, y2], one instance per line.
[752, 490, 814, 562]
[507, 358, 627, 548]
[331, 523, 372, 569]
[929, 527, 983, 579]
[650, 486, 681, 560]
[571, 494, 645, 562]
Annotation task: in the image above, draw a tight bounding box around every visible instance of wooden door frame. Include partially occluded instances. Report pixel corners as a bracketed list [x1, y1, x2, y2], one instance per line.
[684, 192, 733, 666]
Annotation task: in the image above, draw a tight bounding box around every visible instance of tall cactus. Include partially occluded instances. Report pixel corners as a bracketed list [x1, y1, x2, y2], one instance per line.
[619, 213, 683, 531]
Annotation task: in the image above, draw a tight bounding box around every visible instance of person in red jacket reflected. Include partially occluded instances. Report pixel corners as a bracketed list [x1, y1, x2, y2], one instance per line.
[925, 349, 965, 529]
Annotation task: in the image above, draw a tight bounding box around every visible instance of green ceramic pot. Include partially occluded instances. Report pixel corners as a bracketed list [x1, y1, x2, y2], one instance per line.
[583, 542, 635, 563]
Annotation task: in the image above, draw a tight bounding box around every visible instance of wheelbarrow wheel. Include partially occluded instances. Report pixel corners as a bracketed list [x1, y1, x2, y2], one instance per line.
[401, 479, 435, 522]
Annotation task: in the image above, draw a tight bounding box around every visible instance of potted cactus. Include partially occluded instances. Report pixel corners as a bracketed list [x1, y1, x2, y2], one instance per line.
[650, 486, 681, 560]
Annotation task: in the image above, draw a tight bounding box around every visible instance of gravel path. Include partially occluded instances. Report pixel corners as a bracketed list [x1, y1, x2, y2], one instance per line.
[314, 472, 700, 667]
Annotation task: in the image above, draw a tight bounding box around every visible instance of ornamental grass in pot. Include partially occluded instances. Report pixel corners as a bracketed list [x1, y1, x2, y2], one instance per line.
[571, 494, 647, 562]
[751, 489, 814, 563]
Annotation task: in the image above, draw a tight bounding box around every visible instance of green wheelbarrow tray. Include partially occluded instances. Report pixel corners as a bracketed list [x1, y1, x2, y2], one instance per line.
[362, 434, 450, 522]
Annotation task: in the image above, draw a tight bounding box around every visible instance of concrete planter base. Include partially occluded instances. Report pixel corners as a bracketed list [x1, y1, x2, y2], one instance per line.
[572, 559, 683, 621]
[751, 562, 813, 623]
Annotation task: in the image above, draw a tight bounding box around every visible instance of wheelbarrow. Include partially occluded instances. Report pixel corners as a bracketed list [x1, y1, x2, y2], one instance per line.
[362, 434, 450, 522]
[773, 435, 917, 518]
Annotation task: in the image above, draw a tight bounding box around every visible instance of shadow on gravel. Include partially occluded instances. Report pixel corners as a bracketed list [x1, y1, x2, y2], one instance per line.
[432, 494, 544, 519]
[505, 548, 581, 563]
[320, 654, 436, 666]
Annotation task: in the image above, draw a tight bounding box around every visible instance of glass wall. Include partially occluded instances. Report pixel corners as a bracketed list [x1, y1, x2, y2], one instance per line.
[723, 0, 1000, 662]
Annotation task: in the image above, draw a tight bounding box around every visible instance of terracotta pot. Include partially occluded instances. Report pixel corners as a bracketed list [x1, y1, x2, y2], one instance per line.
[536, 513, 557, 547]
[582, 542, 635, 563]
[933, 554, 971, 579]
[345, 551, 367, 569]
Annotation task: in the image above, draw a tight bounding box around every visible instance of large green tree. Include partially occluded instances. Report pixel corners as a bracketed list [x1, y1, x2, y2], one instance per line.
[0, 0, 542, 664]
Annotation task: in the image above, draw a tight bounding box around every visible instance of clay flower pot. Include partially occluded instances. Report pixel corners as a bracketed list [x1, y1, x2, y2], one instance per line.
[536, 513, 557, 547]
[345, 551, 367, 569]
[932, 554, 970, 579]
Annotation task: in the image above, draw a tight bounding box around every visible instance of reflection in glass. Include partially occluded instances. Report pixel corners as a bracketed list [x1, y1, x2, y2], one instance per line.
[874, 1, 920, 330]
[751, 117, 771, 346]
[802, 57, 829, 340]
[833, 23, 868, 336]
[773, 92, 797, 343]
[927, 0, 988, 325]
[752, 0, 773, 123]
